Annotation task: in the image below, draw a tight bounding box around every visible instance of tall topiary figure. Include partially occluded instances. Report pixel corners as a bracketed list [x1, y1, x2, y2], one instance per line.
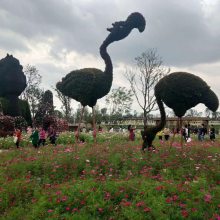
[142, 71, 219, 150]
[0, 54, 26, 116]
[56, 12, 146, 141]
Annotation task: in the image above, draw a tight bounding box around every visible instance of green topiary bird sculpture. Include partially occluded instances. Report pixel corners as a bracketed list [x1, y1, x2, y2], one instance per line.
[142, 72, 219, 150]
[56, 12, 146, 142]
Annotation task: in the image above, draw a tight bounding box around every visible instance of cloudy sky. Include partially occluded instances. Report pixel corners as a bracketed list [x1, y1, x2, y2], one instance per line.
[0, 0, 220, 115]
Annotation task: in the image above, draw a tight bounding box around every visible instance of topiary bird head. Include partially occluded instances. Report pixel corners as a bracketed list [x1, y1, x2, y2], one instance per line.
[106, 12, 146, 43]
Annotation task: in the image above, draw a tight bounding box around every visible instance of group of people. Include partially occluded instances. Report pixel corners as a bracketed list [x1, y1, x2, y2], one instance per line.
[157, 127, 171, 141]
[13, 126, 57, 148]
[156, 124, 216, 143]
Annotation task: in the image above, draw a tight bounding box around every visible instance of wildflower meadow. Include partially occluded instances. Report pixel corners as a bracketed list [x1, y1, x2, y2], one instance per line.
[0, 132, 220, 219]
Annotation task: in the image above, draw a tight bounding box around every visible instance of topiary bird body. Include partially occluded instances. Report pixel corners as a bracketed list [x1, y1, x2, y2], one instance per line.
[155, 72, 219, 118]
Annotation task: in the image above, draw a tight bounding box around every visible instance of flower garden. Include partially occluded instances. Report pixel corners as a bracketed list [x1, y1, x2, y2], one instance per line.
[0, 132, 220, 220]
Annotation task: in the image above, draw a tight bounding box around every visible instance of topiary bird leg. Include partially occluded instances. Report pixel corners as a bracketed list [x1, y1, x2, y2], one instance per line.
[92, 107, 97, 143]
[170, 117, 179, 148]
[75, 106, 85, 143]
[180, 117, 183, 148]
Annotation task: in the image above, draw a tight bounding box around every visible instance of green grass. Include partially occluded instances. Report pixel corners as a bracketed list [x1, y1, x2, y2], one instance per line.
[0, 132, 220, 219]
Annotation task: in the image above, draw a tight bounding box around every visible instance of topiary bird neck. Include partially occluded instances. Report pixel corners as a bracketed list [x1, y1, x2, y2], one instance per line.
[99, 39, 113, 82]
[142, 94, 166, 149]
[154, 94, 166, 133]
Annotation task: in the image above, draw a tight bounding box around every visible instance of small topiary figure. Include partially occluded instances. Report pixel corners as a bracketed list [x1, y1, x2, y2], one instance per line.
[0, 54, 26, 116]
[56, 12, 146, 142]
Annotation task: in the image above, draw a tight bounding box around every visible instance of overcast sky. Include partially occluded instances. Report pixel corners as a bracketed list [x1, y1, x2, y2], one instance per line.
[0, 0, 220, 115]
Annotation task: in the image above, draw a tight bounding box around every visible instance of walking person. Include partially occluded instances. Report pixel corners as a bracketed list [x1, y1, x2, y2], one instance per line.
[38, 127, 46, 146]
[14, 128, 22, 148]
[48, 126, 57, 145]
[182, 125, 189, 142]
[209, 125, 216, 142]
[163, 127, 170, 141]
[30, 128, 39, 148]
[128, 125, 135, 141]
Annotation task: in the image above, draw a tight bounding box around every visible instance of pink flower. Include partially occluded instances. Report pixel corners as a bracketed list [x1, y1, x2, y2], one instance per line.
[181, 210, 189, 218]
[121, 200, 132, 207]
[155, 185, 164, 191]
[61, 196, 68, 201]
[47, 209, 53, 213]
[143, 207, 151, 212]
[98, 208, 103, 213]
[72, 208, 79, 213]
[136, 201, 145, 207]
[166, 197, 173, 203]
[204, 194, 212, 203]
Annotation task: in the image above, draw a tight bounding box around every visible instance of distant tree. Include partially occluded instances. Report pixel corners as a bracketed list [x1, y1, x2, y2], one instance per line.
[105, 86, 133, 117]
[212, 111, 220, 119]
[0, 54, 27, 116]
[205, 107, 211, 118]
[54, 87, 72, 121]
[125, 49, 169, 127]
[185, 108, 202, 117]
[54, 110, 64, 119]
[101, 107, 107, 116]
[75, 105, 92, 125]
[21, 65, 43, 118]
[34, 90, 54, 126]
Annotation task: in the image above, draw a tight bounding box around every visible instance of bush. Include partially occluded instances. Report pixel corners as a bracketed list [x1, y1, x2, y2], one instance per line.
[14, 116, 27, 130]
[43, 115, 68, 132]
[0, 115, 14, 137]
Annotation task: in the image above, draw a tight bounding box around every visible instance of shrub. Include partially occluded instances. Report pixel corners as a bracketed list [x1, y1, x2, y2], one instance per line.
[0, 115, 14, 137]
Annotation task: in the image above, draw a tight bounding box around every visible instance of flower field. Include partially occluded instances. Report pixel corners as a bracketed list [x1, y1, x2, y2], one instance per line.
[0, 132, 220, 219]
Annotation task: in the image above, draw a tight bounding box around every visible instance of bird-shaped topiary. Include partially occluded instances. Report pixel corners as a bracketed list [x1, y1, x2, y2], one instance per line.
[142, 72, 219, 150]
[56, 12, 146, 141]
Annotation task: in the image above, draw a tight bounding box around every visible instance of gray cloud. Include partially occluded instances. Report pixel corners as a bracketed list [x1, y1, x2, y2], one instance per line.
[1, 0, 220, 67]
[0, 0, 220, 112]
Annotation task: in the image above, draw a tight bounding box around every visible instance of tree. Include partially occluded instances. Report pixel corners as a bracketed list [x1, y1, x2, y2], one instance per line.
[105, 87, 133, 119]
[34, 90, 54, 126]
[125, 49, 169, 127]
[54, 87, 72, 121]
[21, 65, 43, 118]
[185, 108, 202, 117]
[212, 111, 220, 119]
[205, 107, 211, 118]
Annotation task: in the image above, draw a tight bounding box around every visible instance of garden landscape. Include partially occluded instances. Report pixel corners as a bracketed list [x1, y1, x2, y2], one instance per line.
[1, 1, 220, 219]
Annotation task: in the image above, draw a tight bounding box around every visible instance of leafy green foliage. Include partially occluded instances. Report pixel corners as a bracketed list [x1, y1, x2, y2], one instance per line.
[0, 98, 32, 126]
[106, 87, 133, 116]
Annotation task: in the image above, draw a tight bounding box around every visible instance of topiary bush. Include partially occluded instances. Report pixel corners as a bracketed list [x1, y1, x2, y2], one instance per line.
[0, 115, 15, 137]
[0, 54, 26, 116]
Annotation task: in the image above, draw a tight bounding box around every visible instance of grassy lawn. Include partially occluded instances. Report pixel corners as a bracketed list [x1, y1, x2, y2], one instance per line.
[0, 132, 220, 219]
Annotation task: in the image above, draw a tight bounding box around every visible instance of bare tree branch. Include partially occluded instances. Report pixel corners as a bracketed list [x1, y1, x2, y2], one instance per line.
[125, 48, 170, 127]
